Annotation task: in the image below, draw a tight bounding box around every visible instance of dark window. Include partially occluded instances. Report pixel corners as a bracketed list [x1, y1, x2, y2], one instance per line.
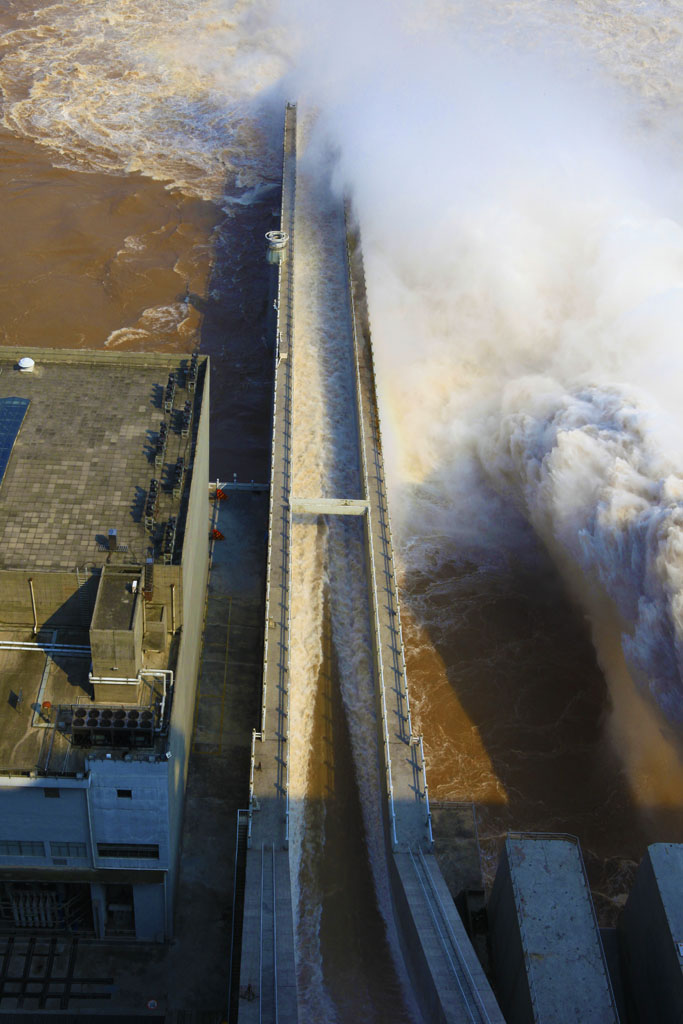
[0, 840, 45, 857]
[44, 789, 60, 799]
[50, 841, 87, 859]
[116, 789, 132, 799]
[97, 843, 159, 860]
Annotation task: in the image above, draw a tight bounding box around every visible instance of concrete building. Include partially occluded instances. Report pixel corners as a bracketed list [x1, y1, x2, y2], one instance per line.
[0, 346, 209, 942]
[488, 833, 619, 1024]
[619, 843, 683, 1022]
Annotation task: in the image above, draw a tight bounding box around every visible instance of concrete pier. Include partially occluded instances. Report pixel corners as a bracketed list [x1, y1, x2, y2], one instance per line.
[236, 103, 504, 1023]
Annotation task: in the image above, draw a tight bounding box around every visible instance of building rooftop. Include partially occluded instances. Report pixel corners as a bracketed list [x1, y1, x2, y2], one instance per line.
[0, 626, 168, 776]
[0, 347, 203, 571]
[0, 346, 207, 775]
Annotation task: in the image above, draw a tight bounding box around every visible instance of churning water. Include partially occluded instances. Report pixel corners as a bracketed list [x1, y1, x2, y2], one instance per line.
[2, 0, 683, 1013]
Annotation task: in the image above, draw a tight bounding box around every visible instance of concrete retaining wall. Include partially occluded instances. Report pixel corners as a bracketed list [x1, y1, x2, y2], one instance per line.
[166, 359, 210, 934]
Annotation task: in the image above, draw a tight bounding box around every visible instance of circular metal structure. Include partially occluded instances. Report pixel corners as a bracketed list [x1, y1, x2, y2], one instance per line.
[265, 230, 289, 251]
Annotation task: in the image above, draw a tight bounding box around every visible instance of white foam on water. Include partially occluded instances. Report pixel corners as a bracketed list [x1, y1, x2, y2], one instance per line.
[279, 0, 683, 807]
[0, 0, 288, 203]
[104, 301, 192, 346]
[288, 118, 417, 1019]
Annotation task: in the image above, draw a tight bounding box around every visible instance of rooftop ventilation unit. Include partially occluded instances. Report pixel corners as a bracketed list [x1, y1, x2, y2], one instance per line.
[172, 457, 185, 499]
[163, 517, 177, 565]
[181, 400, 192, 438]
[187, 352, 198, 392]
[145, 479, 159, 530]
[164, 371, 176, 412]
[154, 422, 168, 468]
[71, 706, 155, 749]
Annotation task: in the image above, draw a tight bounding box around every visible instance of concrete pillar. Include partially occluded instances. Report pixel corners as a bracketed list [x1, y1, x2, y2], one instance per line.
[133, 882, 166, 942]
[90, 883, 106, 939]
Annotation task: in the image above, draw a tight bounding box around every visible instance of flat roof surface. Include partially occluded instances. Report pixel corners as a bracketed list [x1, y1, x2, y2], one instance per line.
[505, 835, 618, 1023]
[0, 347, 204, 571]
[0, 627, 167, 773]
[92, 570, 139, 631]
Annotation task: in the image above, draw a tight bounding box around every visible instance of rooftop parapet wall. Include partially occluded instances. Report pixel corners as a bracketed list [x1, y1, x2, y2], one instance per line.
[0, 567, 98, 628]
[166, 355, 210, 937]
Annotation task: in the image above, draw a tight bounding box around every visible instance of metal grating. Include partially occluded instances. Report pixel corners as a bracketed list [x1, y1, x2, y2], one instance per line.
[0, 396, 30, 486]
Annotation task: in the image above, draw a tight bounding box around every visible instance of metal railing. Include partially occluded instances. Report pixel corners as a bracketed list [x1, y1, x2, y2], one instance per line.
[345, 227, 398, 850]
[345, 220, 433, 847]
[227, 808, 249, 1014]
[259, 843, 279, 1024]
[271, 844, 279, 1024]
[252, 102, 297, 850]
[409, 845, 495, 1024]
[284, 504, 293, 848]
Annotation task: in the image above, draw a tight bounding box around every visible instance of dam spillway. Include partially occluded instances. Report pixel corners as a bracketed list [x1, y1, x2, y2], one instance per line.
[236, 104, 503, 1024]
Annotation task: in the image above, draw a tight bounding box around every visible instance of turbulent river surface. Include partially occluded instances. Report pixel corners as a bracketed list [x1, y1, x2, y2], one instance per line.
[2, 0, 683, 1017]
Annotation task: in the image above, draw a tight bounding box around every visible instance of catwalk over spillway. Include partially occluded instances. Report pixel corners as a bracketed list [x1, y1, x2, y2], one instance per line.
[236, 104, 503, 1024]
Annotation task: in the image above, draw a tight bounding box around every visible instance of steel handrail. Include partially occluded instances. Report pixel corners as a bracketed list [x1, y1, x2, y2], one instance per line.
[408, 847, 479, 1022]
[272, 844, 279, 1024]
[345, 228, 398, 849]
[259, 842, 265, 1024]
[417, 846, 495, 1023]
[279, 105, 296, 846]
[345, 221, 432, 846]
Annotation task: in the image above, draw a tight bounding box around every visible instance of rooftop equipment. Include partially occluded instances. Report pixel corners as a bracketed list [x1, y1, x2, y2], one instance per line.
[164, 371, 176, 412]
[154, 421, 167, 468]
[145, 478, 159, 529]
[187, 352, 198, 392]
[181, 401, 192, 438]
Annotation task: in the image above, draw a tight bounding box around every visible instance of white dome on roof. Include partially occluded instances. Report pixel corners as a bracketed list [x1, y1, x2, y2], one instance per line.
[17, 357, 35, 372]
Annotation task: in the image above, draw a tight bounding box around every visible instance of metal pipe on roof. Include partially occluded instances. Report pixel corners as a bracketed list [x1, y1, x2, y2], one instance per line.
[27, 578, 38, 635]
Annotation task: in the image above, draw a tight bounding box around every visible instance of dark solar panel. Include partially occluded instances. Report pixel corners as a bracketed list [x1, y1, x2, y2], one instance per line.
[0, 397, 30, 485]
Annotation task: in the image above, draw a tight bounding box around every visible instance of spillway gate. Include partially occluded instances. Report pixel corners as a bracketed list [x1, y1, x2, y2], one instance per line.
[235, 103, 504, 1024]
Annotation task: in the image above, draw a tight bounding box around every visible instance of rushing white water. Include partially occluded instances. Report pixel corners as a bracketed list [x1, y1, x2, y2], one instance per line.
[283, 2, 683, 803]
[288, 125, 417, 1021]
[0, 0, 287, 201]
